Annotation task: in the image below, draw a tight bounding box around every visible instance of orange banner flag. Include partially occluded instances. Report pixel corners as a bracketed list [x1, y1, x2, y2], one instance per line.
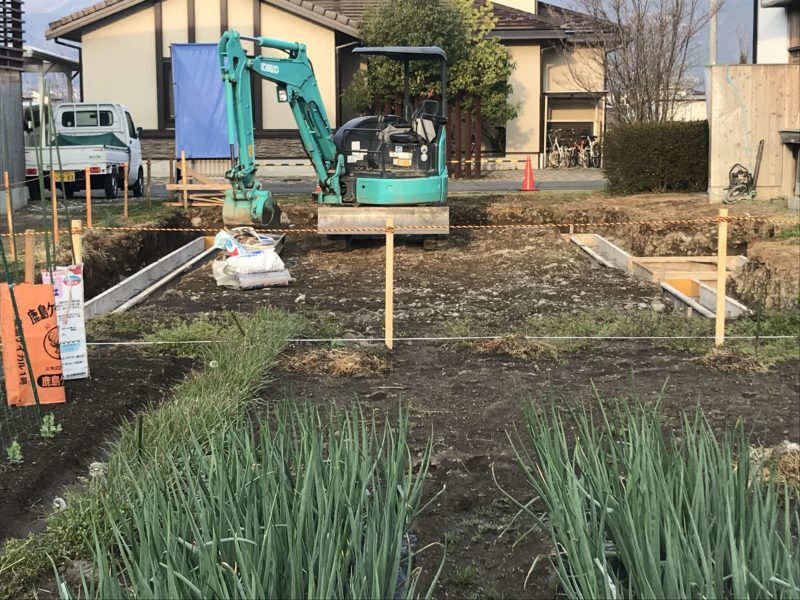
[0, 283, 67, 406]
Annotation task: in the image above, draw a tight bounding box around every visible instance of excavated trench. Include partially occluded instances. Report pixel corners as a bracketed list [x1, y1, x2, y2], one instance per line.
[75, 213, 197, 300]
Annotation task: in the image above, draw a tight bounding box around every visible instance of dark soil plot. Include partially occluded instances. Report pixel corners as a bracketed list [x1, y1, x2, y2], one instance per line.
[263, 343, 799, 599]
[0, 349, 193, 541]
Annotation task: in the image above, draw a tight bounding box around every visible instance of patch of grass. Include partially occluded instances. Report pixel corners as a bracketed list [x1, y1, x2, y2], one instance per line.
[85, 312, 143, 339]
[143, 313, 237, 358]
[447, 308, 799, 367]
[776, 224, 800, 240]
[727, 308, 800, 364]
[453, 564, 480, 586]
[92, 202, 178, 228]
[0, 306, 304, 599]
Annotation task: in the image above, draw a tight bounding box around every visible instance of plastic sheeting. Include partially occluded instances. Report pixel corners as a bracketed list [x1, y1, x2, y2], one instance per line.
[172, 43, 229, 159]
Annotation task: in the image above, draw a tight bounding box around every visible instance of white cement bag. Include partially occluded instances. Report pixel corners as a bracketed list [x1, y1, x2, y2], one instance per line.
[225, 250, 284, 275]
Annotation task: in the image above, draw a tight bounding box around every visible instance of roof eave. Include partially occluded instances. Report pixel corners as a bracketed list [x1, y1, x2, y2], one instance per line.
[46, 0, 360, 43]
[265, 0, 360, 37]
[488, 29, 568, 41]
[46, 0, 147, 41]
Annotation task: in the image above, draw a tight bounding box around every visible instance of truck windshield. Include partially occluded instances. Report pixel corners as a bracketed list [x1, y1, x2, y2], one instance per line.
[61, 109, 114, 128]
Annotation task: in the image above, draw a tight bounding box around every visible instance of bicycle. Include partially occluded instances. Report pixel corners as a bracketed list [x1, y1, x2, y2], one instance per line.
[585, 135, 601, 168]
[547, 129, 565, 168]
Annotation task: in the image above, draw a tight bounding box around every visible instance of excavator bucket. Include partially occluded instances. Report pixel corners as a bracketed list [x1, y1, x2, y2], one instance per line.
[317, 206, 449, 236]
[222, 189, 283, 227]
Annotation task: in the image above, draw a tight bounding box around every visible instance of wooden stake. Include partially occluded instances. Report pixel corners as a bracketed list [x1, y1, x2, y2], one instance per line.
[71, 219, 82, 264]
[715, 208, 728, 346]
[181, 150, 188, 208]
[84, 168, 92, 228]
[24, 229, 34, 283]
[123, 161, 129, 219]
[385, 216, 394, 350]
[4, 171, 14, 260]
[50, 172, 59, 244]
[146, 158, 152, 207]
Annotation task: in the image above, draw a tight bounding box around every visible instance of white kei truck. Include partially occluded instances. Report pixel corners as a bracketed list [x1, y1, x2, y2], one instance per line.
[24, 103, 144, 201]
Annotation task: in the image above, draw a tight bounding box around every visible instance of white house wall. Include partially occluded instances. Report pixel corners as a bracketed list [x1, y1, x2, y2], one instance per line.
[757, 2, 789, 64]
[82, 6, 158, 129]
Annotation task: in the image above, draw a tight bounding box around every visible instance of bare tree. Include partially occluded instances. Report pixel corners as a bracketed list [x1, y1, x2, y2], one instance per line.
[563, 0, 720, 123]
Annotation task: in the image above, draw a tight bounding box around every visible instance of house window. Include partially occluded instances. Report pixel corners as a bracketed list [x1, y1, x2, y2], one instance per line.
[163, 58, 175, 126]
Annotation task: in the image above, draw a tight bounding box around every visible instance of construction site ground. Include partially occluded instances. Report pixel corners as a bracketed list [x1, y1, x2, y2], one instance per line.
[2, 191, 798, 598]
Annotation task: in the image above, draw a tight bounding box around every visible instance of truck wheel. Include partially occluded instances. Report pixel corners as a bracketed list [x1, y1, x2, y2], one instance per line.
[104, 173, 119, 199]
[27, 181, 41, 201]
[131, 168, 144, 197]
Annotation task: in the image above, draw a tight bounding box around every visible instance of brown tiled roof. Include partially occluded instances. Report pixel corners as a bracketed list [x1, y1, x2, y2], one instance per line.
[47, 0, 599, 41]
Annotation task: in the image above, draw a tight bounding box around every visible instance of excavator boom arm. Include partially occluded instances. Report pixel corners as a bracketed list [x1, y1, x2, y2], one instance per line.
[218, 31, 342, 217]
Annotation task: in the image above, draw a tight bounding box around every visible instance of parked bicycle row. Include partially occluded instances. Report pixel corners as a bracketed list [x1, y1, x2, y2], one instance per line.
[547, 129, 601, 169]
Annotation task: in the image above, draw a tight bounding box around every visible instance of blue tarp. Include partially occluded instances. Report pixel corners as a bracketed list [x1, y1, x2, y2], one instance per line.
[172, 43, 229, 159]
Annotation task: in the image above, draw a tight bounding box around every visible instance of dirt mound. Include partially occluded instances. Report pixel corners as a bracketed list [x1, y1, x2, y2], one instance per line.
[731, 240, 800, 309]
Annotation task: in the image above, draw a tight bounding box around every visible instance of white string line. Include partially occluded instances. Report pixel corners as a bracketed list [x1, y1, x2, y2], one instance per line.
[83, 335, 800, 347]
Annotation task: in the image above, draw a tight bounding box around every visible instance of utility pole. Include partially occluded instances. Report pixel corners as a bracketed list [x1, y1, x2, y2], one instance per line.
[709, 0, 718, 65]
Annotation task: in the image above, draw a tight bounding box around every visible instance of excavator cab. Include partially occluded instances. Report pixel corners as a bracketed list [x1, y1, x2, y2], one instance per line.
[317, 46, 450, 236]
[332, 47, 448, 206]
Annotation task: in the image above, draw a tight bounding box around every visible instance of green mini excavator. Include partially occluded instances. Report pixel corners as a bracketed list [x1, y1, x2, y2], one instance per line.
[218, 30, 449, 235]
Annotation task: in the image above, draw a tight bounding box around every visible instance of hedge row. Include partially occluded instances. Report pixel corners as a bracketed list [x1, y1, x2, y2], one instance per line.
[603, 120, 709, 195]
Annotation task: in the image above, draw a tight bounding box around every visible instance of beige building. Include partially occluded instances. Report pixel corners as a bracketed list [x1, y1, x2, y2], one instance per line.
[46, 0, 606, 165]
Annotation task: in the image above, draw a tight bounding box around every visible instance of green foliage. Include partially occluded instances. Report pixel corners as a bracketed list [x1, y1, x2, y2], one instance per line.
[5, 439, 23, 464]
[57, 406, 435, 599]
[777, 224, 800, 240]
[603, 121, 709, 195]
[0, 307, 303, 599]
[728, 308, 800, 364]
[342, 0, 517, 126]
[85, 312, 143, 340]
[39, 414, 62, 439]
[508, 400, 800, 599]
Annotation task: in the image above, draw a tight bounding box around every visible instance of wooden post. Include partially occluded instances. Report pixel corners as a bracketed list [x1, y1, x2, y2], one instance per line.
[385, 216, 394, 350]
[24, 229, 34, 283]
[84, 168, 92, 228]
[474, 95, 482, 178]
[146, 158, 152, 207]
[715, 208, 728, 346]
[71, 219, 83, 264]
[4, 171, 14, 260]
[50, 172, 59, 244]
[181, 150, 188, 208]
[465, 97, 473, 179]
[123, 161, 129, 219]
[454, 96, 462, 179]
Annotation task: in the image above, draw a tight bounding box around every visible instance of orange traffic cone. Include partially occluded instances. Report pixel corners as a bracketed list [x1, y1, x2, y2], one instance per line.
[521, 156, 537, 191]
[522, 156, 539, 192]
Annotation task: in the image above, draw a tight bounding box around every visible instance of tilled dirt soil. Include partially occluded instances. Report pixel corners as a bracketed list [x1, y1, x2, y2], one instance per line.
[2, 193, 798, 598]
[0, 351, 193, 541]
[130, 193, 798, 598]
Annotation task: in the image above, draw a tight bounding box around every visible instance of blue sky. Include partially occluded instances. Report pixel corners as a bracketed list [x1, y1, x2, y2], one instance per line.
[24, 0, 755, 67]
